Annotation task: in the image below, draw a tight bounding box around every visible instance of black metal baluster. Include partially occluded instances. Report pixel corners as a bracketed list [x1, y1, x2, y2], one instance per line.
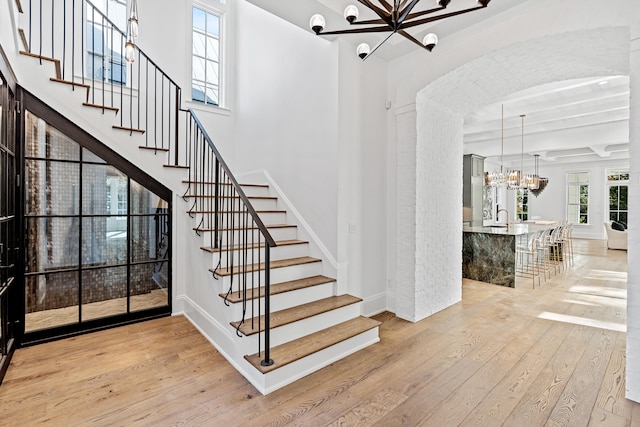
[81, 0, 85, 85]
[72, 0, 75, 85]
[39, 0, 42, 62]
[62, 0, 65, 80]
[145, 58, 149, 147]
[51, 0, 54, 60]
[262, 244, 272, 366]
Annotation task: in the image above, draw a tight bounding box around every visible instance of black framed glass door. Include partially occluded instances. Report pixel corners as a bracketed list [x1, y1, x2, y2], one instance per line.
[0, 72, 19, 384]
[19, 89, 171, 345]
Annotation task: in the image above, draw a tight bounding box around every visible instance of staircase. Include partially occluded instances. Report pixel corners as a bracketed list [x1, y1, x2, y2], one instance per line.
[10, 0, 380, 394]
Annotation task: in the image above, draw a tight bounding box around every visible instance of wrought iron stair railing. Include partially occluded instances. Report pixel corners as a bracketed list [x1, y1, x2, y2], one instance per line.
[22, 0, 182, 162]
[20, 0, 277, 367]
[181, 109, 277, 366]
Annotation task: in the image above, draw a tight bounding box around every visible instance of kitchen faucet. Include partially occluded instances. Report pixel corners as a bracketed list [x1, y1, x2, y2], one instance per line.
[497, 208, 509, 224]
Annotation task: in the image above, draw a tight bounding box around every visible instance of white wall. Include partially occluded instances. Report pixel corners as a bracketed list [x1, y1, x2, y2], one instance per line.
[233, 1, 339, 257]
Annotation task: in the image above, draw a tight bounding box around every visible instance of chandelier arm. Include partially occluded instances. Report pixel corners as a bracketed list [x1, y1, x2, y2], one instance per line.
[317, 25, 393, 36]
[399, 0, 411, 10]
[397, 0, 423, 24]
[405, 6, 446, 21]
[398, 30, 428, 50]
[350, 18, 388, 25]
[362, 31, 395, 60]
[399, 5, 485, 29]
[377, 0, 393, 12]
[357, 0, 392, 22]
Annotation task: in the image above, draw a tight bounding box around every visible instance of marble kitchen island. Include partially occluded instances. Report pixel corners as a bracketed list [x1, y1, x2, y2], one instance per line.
[462, 224, 555, 288]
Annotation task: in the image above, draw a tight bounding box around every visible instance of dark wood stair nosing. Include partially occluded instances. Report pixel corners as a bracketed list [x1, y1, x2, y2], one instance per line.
[184, 195, 277, 200]
[49, 78, 91, 102]
[82, 102, 119, 113]
[112, 125, 146, 134]
[244, 316, 381, 374]
[211, 256, 321, 277]
[182, 180, 269, 188]
[193, 224, 296, 233]
[189, 209, 285, 214]
[20, 50, 61, 78]
[201, 239, 308, 253]
[220, 275, 335, 304]
[139, 145, 169, 152]
[231, 294, 362, 336]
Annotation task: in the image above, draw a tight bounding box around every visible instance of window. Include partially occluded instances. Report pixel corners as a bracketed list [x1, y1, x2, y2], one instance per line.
[516, 188, 528, 221]
[607, 169, 629, 224]
[86, 0, 127, 84]
[192, 4, 222, 106]
[567, 172, 589, 224]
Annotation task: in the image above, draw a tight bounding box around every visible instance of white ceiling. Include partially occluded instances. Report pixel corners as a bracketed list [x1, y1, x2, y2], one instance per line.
[464, 75, 630, 167]
[247, 0, 631, 166]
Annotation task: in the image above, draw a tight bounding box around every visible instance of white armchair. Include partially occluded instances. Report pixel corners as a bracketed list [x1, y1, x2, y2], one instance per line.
[604, 222, 627, 250]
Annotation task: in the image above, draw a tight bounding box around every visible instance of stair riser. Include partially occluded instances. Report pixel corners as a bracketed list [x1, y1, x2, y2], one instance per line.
[185, 198, 277, 211]
[235, 303, 362, 355]
[208, 243, 309, 269]
[259, 327, 380, 394]
[216, 262, 323, 289]
[183, 185, 271, 198]
[198, 227, 298, 246]
[190, 211, 286, 227]
[223, 282, 335, 320]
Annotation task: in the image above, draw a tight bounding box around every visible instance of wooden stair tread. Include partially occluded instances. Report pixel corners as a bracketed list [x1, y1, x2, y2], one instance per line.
[164, 164, 189, 169]
[20, 51, 61, 78]
[83, 102, 119, 113]
[139, 145, 168, 151]
[212, 256, 321, 277]
[182, 181, 268, 188]
[221, 275, 335, 303]
[231, 295, 362, 336]
[201, 239, 307, 253]
[193, 224, 296, 232]
[49, 78, 90, 90]
[113, 125, 146, 134]
[190, 209, 285, 214]
[244, 316, 380, 373]
[184, 195, 277, 200]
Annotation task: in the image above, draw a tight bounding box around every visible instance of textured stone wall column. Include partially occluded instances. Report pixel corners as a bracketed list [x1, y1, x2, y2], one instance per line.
[394, 107, 418, 321]
[394, 96, 463, 323]
[414, 95, 464, 321]
[627, 14, 640, 403]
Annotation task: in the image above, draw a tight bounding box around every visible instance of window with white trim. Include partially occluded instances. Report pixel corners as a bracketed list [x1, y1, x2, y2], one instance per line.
[567, 172, 589, 224]
[516, 188, 528, 221]
[192, 2, 224, 107]
[86, 0, 127, 84]
[607, 169, 629, 224]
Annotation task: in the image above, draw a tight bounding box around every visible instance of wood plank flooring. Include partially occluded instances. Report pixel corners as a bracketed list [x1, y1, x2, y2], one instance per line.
[1, 239, 639, 426]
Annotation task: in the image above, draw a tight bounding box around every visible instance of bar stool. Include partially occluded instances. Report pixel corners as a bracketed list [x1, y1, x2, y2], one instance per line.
[516, 230, 542, 288]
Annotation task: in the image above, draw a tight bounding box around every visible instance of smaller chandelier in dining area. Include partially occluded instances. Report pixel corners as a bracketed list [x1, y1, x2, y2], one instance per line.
[310, 0, 491, 60]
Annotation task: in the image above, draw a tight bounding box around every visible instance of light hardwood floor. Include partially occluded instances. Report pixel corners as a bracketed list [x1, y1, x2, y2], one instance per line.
[1, 239, 639, 426]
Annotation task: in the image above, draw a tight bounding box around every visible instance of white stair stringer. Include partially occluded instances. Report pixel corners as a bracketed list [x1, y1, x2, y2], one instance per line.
[250, 325, 380, 395]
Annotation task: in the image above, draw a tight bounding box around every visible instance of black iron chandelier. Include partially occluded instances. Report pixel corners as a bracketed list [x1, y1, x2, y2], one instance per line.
[310, 0, 491, 60]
